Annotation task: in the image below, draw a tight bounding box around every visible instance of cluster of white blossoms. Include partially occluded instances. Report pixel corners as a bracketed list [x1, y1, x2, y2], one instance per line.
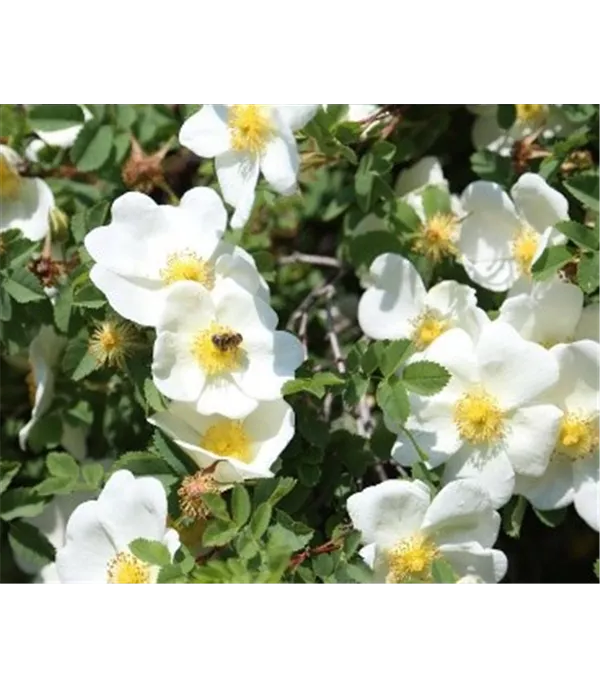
[351, 157, 598, 582]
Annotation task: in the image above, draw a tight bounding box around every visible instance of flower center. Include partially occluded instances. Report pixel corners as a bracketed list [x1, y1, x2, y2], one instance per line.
[178, 470, 220, 521]
[160, 250, 215, 288]
[106, 552, 151, 584]
[89, 320, 136, 368]
[515, 104, 547, 125]
[0, 154, 21, 201]
[386, 533, 438, 583]
[453, 388, 505, 444]
[410, 310, 450, 350]
[200, 420, 251, 462]
[556, 412, 598, 461]
[511, 225, 539, 276]
[413, 213, 458, 263]
[228, 105, 273, 156]
[191, 323, 244, 376]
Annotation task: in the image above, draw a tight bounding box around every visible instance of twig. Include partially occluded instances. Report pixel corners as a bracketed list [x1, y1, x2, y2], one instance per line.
[278, 252, 341, 268]
[324, 296, 346, 375]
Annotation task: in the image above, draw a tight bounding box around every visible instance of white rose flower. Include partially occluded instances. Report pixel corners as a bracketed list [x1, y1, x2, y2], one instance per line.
[347, 479, 507, 583]
[358, 253, 489, 351]
[84, 187, 268, 328]
[19, 326, 87, 460]
[0, 144, 55, 241]
[516, 341, 599, 531]
[497, 276, 599, 348]
[392, 321, 562, 508]
[56, 470, 180, 583]
[459, 173, 569, 292]
[25, 105, 93, 161]
[179, 105, 319, 229]
[152, 281, 304, 419]
[470, 105, 573, 156]
[148, 398, 294, 483]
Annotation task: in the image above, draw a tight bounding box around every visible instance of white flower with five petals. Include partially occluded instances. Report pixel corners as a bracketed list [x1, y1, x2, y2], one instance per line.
[392, 322, 561, 508]
[56, 470, 180, 584]
[149, 398, 294, 483]
[179, 105, 319, 229]
[458, 173, 569, 292]
[516, 341, 599, 531]
[84, 188, 268, 328]
[152, 281, 304, 419]
[497, 276, 598, 348]
[0, 145, 55, 241]
[358, 253, 489, 351]
[347, 479, 507, 583]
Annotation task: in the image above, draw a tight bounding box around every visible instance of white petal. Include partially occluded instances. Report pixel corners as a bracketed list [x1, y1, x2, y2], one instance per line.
[215, 150, 259, 228]
[471, 112, 514, 155]
[260, 130, 299, 195]
[443, 446, 515, 509]
[195, 377, 257, 419]
[575, 305, 599, 342]
[346, 480, 431, 548]
[213, 249, 265, 301]
[275, 105, 319, 131]
[438, 542, 507, 583]
[421, 327, 479, 386]
[152, 332, 205, 403]
[515, 459, 575, 511]
[97, 470, 169, 550]
[214, 280, 278, 333]
[89, 265, 164, 328]
[156, 281, 215, 335]
[511, 173, 569, 234]
[422, 479, 500, 549]
[359, 543, 377, 569]
[179, 105, 230, 158]
[358, 253, 426, 339]
[498, 277, 583, 345]
[56, 501, 116, 583]
[546, 341, 600, 411]
[395, 156, 448, 196]
[244, 399, 295, 463]
[179, 186, 228, 236]
[147, 401, 202, 446]
[505, 405, 562, 477]
[476, 321, 559, 410]
[1, 178, 54, 241]
[425, 281, 489, 342]
[573, 455, 599, 531]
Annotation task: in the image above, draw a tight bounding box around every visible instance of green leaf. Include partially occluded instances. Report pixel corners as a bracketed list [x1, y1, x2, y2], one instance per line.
[268, 521, 313, 553]
[432, 558, 458, 584]
[532, 506, 567, 528]
[36, 475, 78, 497]
[152, 430, 196, 476]
[129, 538, 172, 567]
[402, 361, 450, 396]
[361, 340, 384, 375]
[71, 122, 114, 172]
[555, 220, 599, 251]
[532, 245, 573, 281]
[380, 339, 414, 378]
[53, 284, 74, 333]
[564, 172, 599, 213]
[376, 378, 410, 424]
[343, 374, 369, 406]
[250, 502, 273, 539]
[231, 485, 251, 528]
[1, 488, 48, 521]
[497, 104, 516, 130]
[3, 267, 45, 303]
[0, 462, 20, 494]
[144, 378, 167, 413]
[502, 495, 527, 538]
[81, 463, 104, 490]
[578, 253, 600, 294]
[313, 553, 334, 579]
[234, 530, 260, 560]
[157, 563, 188, 584]
[202, 520, 239, 547]
[594, 559, 599, 580]
[9, 521, 55, 569]
[421, 186, 451, 219]
[72, 350, 101, 381]
[200, 492, 231, 522]
[348, 231, 402, 270]
[28, 104, 85, 132]
[391, 199, 422, 234]
[561, 104, 597, 123]
[47, 452, 79, 479]
[470, 150, 513, 185]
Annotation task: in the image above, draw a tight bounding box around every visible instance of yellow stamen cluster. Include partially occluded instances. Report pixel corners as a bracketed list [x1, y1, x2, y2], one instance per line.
[511, 225, 539, 276]
[178, 470, 220, 520]
[556, 412, 598, 461]
[453, 388, 505, 444]
[191, 323, 245, 376]
[515, 104, 547, 125]
[89, 320, 137, 369]
[411, 310, 450, 350]
[0, 154, 21, 201]
[386, 533, 439, 583]
[160, 250, 215, 288]
[413, 213, 459, 263]
[228, 105, 273, 156]
[106, 552, 151, 584]
[200, 419, 252, 462]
